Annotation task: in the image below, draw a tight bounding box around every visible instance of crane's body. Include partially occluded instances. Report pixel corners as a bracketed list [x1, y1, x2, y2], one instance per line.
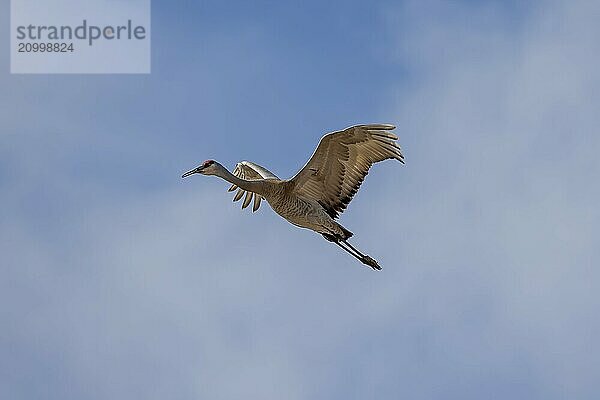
[260, 180, 351, 239]
[182, 124, 404, 270]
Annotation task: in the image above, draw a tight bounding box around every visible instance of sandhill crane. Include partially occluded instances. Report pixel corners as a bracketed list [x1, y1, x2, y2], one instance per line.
[182, 124, 404, 270]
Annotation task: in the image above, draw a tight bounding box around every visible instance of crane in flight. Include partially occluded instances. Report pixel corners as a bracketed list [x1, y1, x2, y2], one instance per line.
[182, 124, 404, 270]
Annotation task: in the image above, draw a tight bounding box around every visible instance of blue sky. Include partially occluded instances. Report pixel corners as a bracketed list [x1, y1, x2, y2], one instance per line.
[1, 0, 599, 399]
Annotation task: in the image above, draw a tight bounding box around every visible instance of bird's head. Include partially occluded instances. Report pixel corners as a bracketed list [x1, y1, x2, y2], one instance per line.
[181, 159, 221, 178]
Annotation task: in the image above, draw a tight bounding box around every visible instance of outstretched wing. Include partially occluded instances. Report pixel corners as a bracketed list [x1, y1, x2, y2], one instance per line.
[289, 124, 404, 219]
[228, 161, 279, 212]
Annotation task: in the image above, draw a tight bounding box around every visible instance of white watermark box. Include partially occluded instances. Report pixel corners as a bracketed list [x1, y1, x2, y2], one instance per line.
[10, 0, 151, 74]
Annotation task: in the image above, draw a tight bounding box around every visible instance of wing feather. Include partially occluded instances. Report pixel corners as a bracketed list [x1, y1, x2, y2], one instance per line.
[242, 191, 253, 209]
[289, 124, 404, 219]
[253, 195, 262, 212]
[233, 188, 244, 202]
[228, 161, 279, 212]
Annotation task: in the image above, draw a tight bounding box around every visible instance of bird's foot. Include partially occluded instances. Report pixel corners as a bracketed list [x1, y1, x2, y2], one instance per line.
[362, 255, 382, 271]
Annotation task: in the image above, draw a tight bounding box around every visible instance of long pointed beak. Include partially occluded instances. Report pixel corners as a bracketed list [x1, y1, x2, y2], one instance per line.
[182, 167, 201, 178]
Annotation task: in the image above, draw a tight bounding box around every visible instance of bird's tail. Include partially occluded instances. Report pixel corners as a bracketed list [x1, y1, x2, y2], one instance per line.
[322, 224, 353, 242]
[340, 225, 354, 240]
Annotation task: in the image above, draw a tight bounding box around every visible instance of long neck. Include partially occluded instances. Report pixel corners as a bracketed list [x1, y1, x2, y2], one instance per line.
[215, 167, 266, 195]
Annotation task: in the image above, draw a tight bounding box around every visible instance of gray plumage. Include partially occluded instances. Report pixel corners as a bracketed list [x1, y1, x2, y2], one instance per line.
[182, 124, 404, 270]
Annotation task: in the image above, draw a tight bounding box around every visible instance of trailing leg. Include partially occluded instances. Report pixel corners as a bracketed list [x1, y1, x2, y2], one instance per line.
[324, 235, 381, 270]
[343, 240, 381, 270]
